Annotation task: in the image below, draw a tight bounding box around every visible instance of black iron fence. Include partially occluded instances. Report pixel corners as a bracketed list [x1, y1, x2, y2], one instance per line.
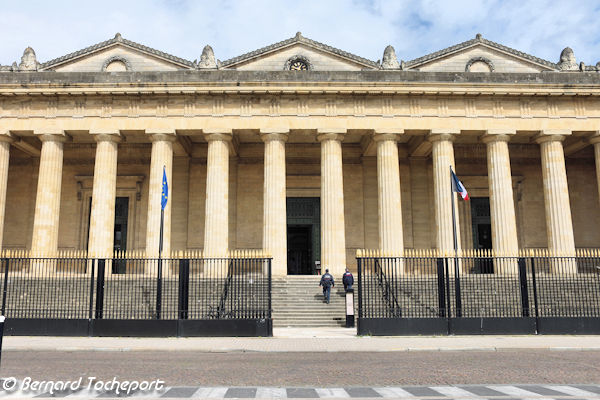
[357, 249, 600, 335]
[0, 251, 272, 337]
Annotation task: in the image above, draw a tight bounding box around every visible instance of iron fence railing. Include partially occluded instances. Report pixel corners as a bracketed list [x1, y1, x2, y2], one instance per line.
[357, 250, 600, 320]
[0, 253, 271, 321]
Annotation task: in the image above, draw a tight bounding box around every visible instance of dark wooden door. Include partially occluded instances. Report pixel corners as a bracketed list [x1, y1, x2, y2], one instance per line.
[113, 197, 129, 274]
[287, 225, 312, 275]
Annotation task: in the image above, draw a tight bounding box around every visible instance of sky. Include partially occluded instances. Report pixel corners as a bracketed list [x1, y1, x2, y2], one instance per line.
[1, 0, 600, 66]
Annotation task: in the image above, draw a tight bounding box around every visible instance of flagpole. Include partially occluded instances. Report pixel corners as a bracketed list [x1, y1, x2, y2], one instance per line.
[156, 166, 166, 321]
[449, 165, 462, 317]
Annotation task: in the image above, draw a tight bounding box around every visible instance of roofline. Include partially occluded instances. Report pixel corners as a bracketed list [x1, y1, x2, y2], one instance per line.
[221, 32, 379, 69]
[405, 35, 558, 70]
[1, 70, 599, 90]
[40, 34, 195, 70]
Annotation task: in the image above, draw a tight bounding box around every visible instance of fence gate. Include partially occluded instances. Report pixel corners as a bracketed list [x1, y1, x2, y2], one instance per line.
[0, 255, 272, 337]
[357, 254, 600, 335]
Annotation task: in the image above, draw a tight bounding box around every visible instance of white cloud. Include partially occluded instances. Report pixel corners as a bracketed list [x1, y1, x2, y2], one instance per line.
[0, 0, 599, 66]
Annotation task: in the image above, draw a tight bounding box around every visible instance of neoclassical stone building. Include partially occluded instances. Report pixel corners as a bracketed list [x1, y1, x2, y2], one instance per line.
[0, 32, 599, 276]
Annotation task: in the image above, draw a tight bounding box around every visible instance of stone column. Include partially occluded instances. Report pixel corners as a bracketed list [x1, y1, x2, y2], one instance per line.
[145, 131, 176, 258]
[536, 132, 576, 260]
[374, 130, 404, 255]
[483, 131, 519, 273]
[203, 130, 232, 258]
[318, 130, 346, 276]
[87, 133, 121, 258]
[0, 134, 14, 249]
[590, 133, 600, 209]
[31, 133, 68, 257]
[429, 130, 461, 255]
[261, 129, 288, 276]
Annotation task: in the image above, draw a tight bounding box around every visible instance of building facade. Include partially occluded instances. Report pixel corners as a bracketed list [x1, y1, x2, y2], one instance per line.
[0, 33, 599, 277]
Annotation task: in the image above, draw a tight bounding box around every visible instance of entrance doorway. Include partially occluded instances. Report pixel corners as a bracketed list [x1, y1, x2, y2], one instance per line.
[470, 197, 493, 273]
[286, 197, 320, 275]
[287, 226, 312, 275]
[112, 197, 129, 273]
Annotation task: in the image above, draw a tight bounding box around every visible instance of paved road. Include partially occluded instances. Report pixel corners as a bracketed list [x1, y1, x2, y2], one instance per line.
[2, 350, 599, 386]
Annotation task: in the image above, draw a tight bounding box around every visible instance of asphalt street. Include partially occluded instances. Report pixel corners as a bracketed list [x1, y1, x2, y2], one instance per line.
[2, 350, 599, 387]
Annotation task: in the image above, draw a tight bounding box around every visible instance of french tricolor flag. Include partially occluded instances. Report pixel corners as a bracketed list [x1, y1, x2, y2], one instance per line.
[451, 168, 469, 201]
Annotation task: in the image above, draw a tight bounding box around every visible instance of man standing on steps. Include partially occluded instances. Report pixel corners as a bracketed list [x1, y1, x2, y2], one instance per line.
[319, 269, 335, 304]
[342, 268, 354, 292]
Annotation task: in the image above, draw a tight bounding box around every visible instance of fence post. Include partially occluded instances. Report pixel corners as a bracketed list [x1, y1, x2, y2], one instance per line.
[156, 258, 163, 320]
[453, 256, 462, 318]
[357, 258, 362, 320]
[436, 258, 446, 318]
[88, 259, 96, 322]
[517, 258, 530, 317]
[95, 259, 105, 319]
[1, 258, 9, 316]
[267, 258, 272, 320]
[178, 259, 189, 320]
[530, 257, 540, 324]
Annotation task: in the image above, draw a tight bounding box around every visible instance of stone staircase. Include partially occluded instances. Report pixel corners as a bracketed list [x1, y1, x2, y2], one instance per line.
[272, 275, 350, 327]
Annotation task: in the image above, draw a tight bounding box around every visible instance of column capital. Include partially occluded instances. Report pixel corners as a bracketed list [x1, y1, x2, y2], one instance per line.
[260, 132, 288, 143]
[588, 132, 600, 145]
[205, 132, 233, 142]
[148, 132, 177, 143]
[428, 131, 458, 143]
[481, 134, 512, 144]
[92, 133, 123, 144]
[373, 128, 404, 135]
[373, 132, 402, 142]
[37, 133, 71, 143]
[317, 132, 345, 142]
[534, 133, 566, 144]
[485, 129, 516, 136]
[317, 127, 346, 135]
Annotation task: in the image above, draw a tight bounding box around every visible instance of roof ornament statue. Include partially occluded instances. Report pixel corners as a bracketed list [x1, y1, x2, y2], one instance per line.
[381, 45, 401, 69]
[18, 47, 40, 71]
[558, 47, 578, 71]
[197, 45, 218, 69]
[114, 33, 123, 42]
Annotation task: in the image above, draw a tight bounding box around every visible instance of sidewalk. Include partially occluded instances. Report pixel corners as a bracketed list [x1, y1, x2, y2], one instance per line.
[3, 328, 600, 352]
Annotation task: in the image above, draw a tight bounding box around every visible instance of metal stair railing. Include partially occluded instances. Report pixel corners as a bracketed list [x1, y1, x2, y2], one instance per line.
[374, 258, 402, 317]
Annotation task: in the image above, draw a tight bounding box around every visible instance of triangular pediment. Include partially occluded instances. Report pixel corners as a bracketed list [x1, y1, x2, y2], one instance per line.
[406, 35, 558, 73]
[40, 33, 194, 72]
[221, 32, 379, 71]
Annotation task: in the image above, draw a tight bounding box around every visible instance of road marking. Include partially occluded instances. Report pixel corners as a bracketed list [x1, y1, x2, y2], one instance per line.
[255, 387, 287, 398]
[190, 387, 229, 398]
[373, 387, 416, 398]
[487, 385, 547, 398]
[545, 385, 600, 398]
[431, 386, 484, 398]
[315, 388, 351, 398]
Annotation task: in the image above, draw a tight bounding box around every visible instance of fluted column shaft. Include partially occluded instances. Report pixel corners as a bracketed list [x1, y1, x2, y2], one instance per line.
[31, 134, 67, 257]
[429, 132, 460, 254]
[203, 132, 231, 258]
[88, 134, 121, 258]
[483, 133, 519, 256]
[318, 132, 346, 275]
[536, 134, 575, 256]
[146, 132, 175, 257]
[261, 131, 288, 276]
[591, 135, 600, 208]
[375, 132, 403, 255]
[0, 135, 13, 249]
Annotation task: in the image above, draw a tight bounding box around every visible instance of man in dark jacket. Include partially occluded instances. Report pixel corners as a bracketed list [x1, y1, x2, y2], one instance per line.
[319, 269, 335, 304]
[342, 268, 354, 292]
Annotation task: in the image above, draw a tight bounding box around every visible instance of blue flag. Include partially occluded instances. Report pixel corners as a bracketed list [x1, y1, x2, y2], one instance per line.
[161, 166, 168, 210]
